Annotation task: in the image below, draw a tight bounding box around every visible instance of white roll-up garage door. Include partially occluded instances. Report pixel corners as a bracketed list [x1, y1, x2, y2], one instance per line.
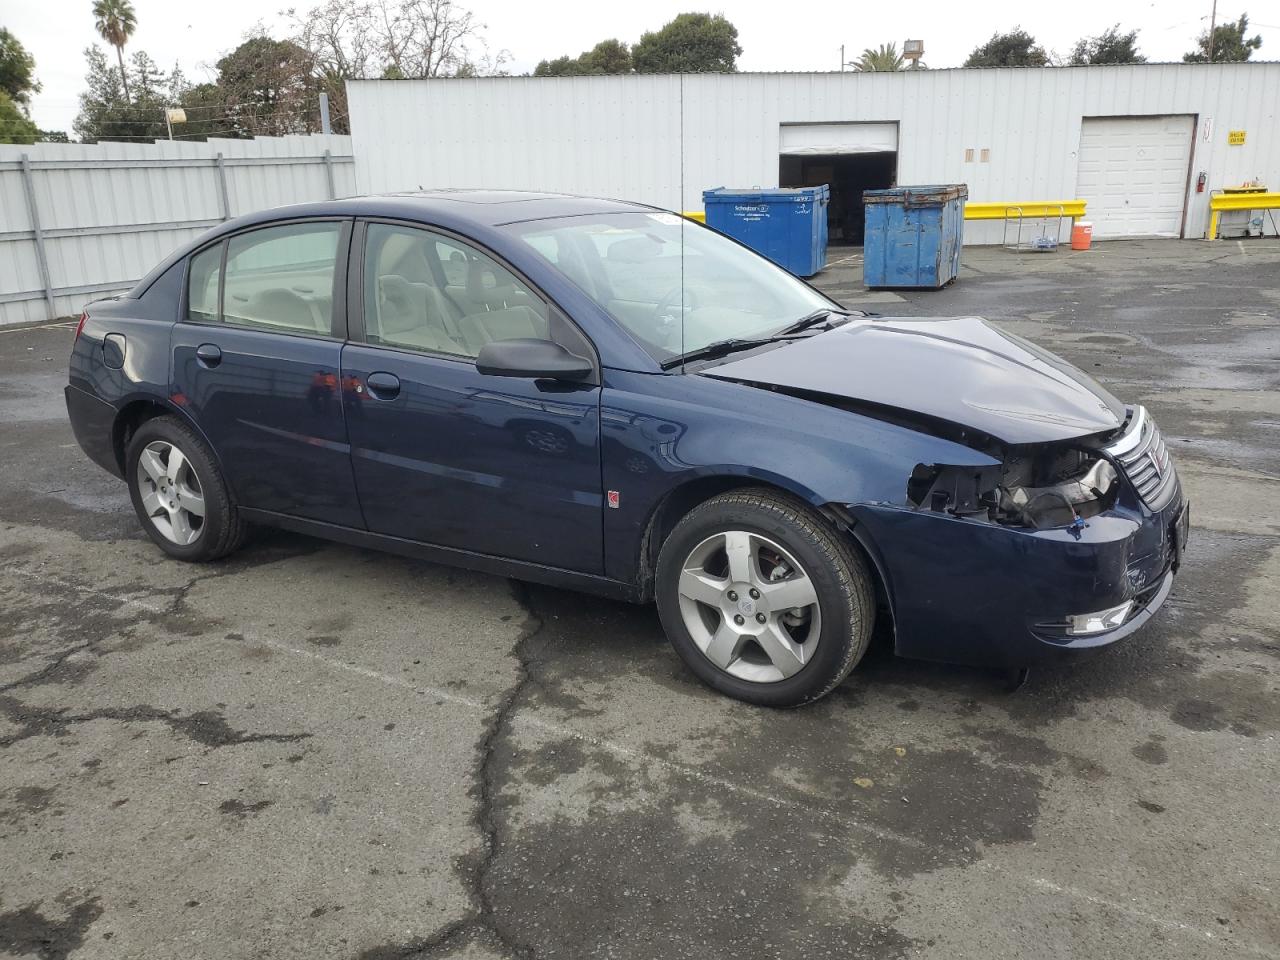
[1076, 115, 1194, 239]
[779, 122, 898, 156]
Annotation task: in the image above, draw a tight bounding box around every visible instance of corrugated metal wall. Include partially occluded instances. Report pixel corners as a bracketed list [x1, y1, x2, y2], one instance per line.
[348, 63, 1279, 245]
[0, 135, 356, 326]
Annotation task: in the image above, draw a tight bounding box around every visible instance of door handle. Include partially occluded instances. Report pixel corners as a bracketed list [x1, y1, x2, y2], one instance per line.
[195, 343, 222, 368]
[365, 371, 401, 400]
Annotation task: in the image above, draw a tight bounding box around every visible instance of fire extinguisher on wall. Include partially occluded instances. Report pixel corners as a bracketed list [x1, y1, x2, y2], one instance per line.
[1196, 172, 1207, 193]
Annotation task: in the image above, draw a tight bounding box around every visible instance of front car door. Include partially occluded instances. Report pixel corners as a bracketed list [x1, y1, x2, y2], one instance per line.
[171, 218, 364, 528]
[340, 220, 604, 573]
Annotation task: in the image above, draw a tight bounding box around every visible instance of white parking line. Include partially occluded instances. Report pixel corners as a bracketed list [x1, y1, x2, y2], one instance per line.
[7, 570, 1276, 958]
[0, 321, 75, 334]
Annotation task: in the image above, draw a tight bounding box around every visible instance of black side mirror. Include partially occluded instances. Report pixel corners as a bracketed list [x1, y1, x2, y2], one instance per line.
[475, 338, 593, 382]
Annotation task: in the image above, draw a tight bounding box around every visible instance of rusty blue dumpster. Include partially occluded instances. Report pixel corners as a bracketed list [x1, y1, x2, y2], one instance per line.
[862, 185, 967, 288]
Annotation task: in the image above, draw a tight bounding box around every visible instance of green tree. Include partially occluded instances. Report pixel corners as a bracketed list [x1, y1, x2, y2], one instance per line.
[632, 12, 741, 73]
[1069, 25, 1145, 64]
[74, 44, 166, 141]
[0, 27, 40, 109]
[213, 34, 318, 137]
[1183, 14, 1262, 62]
[534, 38, 632, 76]
[853, 43, 903, 72]
[92, 0, 138, 103]
[0, 89, 39, 143]
[964, 28, 1048, 67]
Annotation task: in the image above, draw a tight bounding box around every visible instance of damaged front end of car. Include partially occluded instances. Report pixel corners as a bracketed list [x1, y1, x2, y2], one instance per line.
[847, 405, 1186, 668]
[905, 404, 1178, 534]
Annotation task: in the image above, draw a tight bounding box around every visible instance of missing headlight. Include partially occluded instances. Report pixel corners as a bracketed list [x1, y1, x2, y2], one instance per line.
[997, 452, 1118, 529]
[908, 447, 1119, 530]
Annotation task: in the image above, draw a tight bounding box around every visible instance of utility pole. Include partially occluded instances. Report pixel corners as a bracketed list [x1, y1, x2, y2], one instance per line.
[840, 45, 844, 72]
[1208, 0, 1218, 62]
[319, 92, 332, 135]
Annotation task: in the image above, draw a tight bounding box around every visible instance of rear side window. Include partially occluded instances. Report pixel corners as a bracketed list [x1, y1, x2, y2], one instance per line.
[219, 222, 341, 335]
[187, 243, 222, 323]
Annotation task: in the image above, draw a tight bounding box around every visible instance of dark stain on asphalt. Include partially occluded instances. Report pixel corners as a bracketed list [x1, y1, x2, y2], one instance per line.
[0, 697, 309, 750]
[0, 895, 104, 960]
[164, 710, 310, 748]
[1131, 736, 1169, 765]
[516, 738, 590, 788]
[306, 635, 341, 647]
[1136, 798, 1167, 814]
[219, 798, 273, 818]
[1170, 698, 1226, 732]
[1, 785, 59, 827]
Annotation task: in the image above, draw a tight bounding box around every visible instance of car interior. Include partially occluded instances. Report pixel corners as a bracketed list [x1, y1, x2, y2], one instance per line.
[365, 225, 552, 357]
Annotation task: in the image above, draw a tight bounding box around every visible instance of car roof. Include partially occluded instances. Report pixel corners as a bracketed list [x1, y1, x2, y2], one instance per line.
[224, 190, 664, 231]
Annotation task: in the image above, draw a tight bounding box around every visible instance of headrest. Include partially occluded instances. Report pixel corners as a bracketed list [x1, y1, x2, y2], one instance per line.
[466, 259, 515, 307]
[606, 236, 663, 263]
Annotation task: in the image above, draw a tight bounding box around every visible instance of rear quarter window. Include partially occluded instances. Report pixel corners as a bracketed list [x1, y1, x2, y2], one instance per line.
[187, 243, 223, 323]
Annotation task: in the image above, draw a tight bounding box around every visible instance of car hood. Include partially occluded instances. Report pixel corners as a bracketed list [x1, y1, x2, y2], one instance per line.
[702, 316, 1126, 445]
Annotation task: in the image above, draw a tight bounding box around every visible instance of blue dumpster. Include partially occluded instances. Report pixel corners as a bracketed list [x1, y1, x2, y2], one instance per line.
[862, 185, 968, 288]
[702, 186, 829, 277]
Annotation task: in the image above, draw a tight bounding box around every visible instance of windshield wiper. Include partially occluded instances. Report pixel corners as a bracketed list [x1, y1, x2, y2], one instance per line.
[774, 307, 856, 337]
[660, 337, 778, 370]
[660, 309, 858, 370]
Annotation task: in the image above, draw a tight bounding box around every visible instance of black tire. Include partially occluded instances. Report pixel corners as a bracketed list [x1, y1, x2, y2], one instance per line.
[655, 488, 875, 707]
[125, 415, 247, 562]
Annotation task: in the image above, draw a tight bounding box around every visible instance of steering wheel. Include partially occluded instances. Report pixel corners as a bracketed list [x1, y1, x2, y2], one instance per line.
[654, 285, 700, 325]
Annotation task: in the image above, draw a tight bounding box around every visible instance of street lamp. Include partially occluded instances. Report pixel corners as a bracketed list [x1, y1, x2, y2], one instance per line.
[164, 107, 187, 140]
[904, 39, 924, 69]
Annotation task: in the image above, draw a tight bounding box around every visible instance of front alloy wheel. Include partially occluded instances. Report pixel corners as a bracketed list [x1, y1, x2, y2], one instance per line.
[677, 530, 822, 683]
[656, 488, 875, 707]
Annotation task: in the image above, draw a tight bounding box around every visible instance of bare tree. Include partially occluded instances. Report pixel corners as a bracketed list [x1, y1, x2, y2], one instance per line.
[287, 0, 491, 81]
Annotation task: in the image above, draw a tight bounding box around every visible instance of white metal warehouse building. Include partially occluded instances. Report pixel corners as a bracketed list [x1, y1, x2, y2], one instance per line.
[348, 62, 1279, 244]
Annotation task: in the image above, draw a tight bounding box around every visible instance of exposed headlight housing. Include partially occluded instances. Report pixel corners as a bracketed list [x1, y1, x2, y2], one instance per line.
[999, 458, 1117, 529]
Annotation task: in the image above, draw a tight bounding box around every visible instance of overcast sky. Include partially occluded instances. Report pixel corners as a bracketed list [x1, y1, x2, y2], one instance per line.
[8, 0, 1279, 135]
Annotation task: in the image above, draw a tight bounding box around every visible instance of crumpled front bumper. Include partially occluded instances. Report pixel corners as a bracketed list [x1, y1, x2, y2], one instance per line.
[851, 479, 1186, 669]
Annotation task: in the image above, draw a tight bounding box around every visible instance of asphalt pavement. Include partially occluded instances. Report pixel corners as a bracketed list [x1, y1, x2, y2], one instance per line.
[1, 238, 1277, 959]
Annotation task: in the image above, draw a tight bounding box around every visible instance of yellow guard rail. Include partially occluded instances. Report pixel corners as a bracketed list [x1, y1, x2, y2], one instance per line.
[1207, 191, 1280, 239]
[964, 200, 1087, 221]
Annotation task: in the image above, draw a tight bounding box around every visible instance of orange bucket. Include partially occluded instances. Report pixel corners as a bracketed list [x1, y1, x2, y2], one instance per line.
[1070, 220, 1093, 251]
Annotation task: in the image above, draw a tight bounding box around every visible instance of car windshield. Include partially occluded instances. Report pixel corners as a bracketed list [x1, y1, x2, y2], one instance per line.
[506, 212, 836, 364]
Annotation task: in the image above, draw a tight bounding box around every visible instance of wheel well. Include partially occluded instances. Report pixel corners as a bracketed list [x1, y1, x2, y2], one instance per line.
[112, 400, 170, 474]
[635, 476, 891, 610]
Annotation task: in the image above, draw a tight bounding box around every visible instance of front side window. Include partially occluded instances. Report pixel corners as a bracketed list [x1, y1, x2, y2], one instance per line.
[506, 213, 834, 363]
[363, 223, 552, 359]
[214, 222, 341, 335]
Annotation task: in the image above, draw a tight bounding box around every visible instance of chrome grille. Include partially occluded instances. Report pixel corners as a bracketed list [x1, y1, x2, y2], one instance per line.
[1104, 406, 1177, 509]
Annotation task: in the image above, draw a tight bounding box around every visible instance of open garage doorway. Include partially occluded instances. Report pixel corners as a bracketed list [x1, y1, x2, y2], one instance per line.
[778, 122, 898, 245]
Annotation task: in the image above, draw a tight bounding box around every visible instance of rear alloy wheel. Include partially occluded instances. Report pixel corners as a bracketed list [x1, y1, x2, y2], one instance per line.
[136, 440, 205, 546]
[656, 489, 875, 707]
[125, 416, 246, 562]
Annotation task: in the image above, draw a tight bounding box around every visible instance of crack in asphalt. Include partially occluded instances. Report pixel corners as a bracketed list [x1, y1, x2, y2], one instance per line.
[0, 642, 94, 693]
[356, 580, 544, 960]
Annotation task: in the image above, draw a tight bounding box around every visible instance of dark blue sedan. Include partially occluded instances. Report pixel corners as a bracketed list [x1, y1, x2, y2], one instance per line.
[65, 191, 1188, 706]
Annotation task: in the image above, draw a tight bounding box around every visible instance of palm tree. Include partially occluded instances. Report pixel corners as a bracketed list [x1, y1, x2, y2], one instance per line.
[92, 0, 137, 103]
[853, 43, 903, 72]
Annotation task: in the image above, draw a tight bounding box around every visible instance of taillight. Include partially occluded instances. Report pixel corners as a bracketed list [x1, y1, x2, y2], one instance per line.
[74, 311, 88, 340]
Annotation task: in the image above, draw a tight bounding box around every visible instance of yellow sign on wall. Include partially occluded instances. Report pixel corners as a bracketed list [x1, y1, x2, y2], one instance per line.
[1228, 130, 1246, 145]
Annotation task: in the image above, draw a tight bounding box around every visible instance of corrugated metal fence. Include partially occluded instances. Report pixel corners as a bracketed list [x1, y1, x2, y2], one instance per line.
[0, 135, 356, 326]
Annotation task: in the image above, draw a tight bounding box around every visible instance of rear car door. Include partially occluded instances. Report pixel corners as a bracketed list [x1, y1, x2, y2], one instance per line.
[171, 218, 364, 528]
[341, 220, 603, 572]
